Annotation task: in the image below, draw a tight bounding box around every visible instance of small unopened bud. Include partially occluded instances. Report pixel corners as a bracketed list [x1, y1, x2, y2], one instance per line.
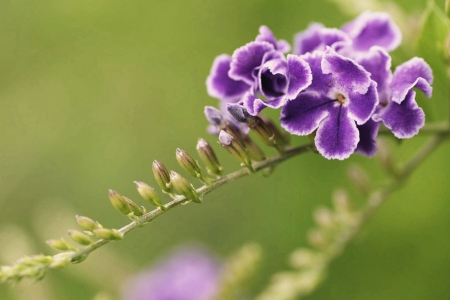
[75, 215, 100, 231]
[68, 230, 92, 246]
[307, 229, 327, 249]
[347, 165, 370, 195]
[134, 181, 164, 208]
[109, 190, 131, 215]
[152, 160, 173, 194]
[46, 238, 74, 251]
[242, 135, 266, 161]
[289, 248, 317, 268]
[219, 130, 254, 172]
[169, 171, 201, 203]
[123, 196, 144, 216]
[93, 228, 123, 240]
[204, 106, 225, 127]
[176, 148, 203, 178]
[227, 103, 280, 151]
[332, 189, 351, 214]
[196, 138, 222, 177]
[313, 206, 334, 228]
[261, 116, 290, 147]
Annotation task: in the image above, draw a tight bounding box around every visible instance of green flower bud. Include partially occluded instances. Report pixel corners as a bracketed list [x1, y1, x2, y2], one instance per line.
[93, 228, 123, 240]
[123, 196, 144, 216]
[75, 215, 100, 231]
[68, 230, 92, 246]
[134, 181, 164, 208]
[152, 160, 173, 194]
[109, 190, 131, 215]
[196, 138, 222, 177]
[261, 116, 290, 147]
[46, 238, 74, 251]
[219, 130, 254, 172]
[169, 171, 201, 203]
[242, 135, 265, 161]
[176, 148, 203, 177]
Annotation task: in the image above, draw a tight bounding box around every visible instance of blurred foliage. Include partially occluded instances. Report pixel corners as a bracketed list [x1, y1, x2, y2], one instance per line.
[0, 0, 449, 299]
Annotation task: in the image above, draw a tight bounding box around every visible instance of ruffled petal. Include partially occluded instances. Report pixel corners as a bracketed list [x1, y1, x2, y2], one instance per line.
[300, 51, 333, 94]
[390, 57, 433, 104]
[242, 91, 285, 115]
[356, 47, 392, 104]
[258, 58, 289, 99]
[286, 54, 313, 100]
[355, 119, 380, 157]
[229, 42, 275, 85]
[294, 23, 350, 55]
[373, 90, 425, 138]
[322, 48, 372, 95]
[206, 54, 251, 101]
[255, 25, 291, 53]
[280, 91, 332, 135]
[316, 105, 359, 160]
[347, 81, 379, 125]
[342, 12, 402, 52]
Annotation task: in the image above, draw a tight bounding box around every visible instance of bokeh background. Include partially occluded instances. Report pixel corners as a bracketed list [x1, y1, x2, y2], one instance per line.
[0, 0, 449, 299]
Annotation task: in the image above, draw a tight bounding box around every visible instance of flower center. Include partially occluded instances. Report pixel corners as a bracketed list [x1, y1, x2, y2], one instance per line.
[336, 93, 346, 104]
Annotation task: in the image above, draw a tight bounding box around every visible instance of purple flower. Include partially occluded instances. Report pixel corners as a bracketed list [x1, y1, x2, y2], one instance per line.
[372, 56, 433, 138]
[255, 25, 291, 53]
[122, 247, 221, 300]
[280, 49, 378, 160]
[206, 54, 251, 102]
[293, 23, 350, 55]
[240, 53, 312, 115]
[341, 12, 402, 53]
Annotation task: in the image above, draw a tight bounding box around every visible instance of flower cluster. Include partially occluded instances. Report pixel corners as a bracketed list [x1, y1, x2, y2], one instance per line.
[206, 12, 433, 160]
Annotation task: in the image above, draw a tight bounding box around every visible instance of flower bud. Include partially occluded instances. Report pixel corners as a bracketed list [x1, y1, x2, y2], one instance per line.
[93, 228, 123, 240]
[134, 181, 164, 209]
[204, 106, 225, 127]
[347, 165, 370, 195]
[123, 196, 144, 216]
[196, 138, 222, 177]
[152, 160, 173, 194]
[242, 135, 266, 161]
[68, 229, 92, 246]
[75, 215, 100, 231]
[169, 171, 201, 203]
[46, 238, 74, 251]
[176, 148, 203, 178]
[227, 103, 279, 151]
[109, 190, 131, 215]
[219, 130, 254, 172]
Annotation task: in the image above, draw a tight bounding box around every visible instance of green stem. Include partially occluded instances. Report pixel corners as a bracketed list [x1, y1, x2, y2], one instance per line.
[71, 143, 314, 262]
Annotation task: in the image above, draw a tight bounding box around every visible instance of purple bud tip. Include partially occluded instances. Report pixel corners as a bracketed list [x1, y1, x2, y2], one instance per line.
[109, 189, 117, 196]
[219, 130, 233, 145]
[134, 181, 142, 188]
[226, 103, 249, 123]
[197, 138, 208, 148]
[204, 106, 224, 126]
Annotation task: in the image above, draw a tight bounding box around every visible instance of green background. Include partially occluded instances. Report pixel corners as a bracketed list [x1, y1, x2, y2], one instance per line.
[0, 0, 449, 299]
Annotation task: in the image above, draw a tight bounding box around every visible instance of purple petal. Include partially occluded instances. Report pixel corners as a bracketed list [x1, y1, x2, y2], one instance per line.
[229, 41, 275, 85]
[347, 81, 379, 125]
[286, 54, 313, 100]
[342, 12, 402, 52]
[242, 91, 285, 115]
[258, 58, 289, 99]
[280, 92, 332, 135]
[315, 105, 359, 160]
[373, 90, 425, 138]
[301, 51, 333, 94]
[256, 25, 291, 53]
[322, 48, 372, 95]
[294, 23, 351, 55]
[390, 57, 433, 104]
[206, 54, 251, 101]
[355, 47, 392, 105]
[355, 119, 380, 157]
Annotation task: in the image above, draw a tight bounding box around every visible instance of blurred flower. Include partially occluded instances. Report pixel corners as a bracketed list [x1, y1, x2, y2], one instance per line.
[122, 247, 221, 300]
